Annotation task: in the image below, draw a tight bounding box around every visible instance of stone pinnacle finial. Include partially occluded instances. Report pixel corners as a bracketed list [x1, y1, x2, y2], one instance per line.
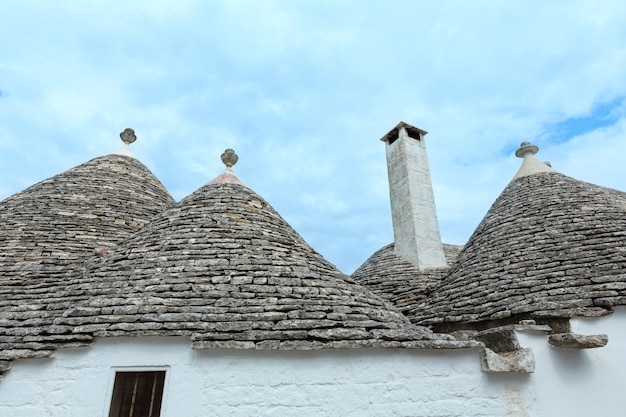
[221, 149, 238, 168]
[511, 141, 555, 180]
[515, 141, 539, 158]
[120, 128, 137, 145]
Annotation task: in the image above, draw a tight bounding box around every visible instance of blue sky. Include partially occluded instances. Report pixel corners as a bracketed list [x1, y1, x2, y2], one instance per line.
[1, 0, 625, 273]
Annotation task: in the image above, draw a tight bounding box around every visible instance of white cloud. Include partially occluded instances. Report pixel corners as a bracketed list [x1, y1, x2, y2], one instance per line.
[1, 0, 626, 272]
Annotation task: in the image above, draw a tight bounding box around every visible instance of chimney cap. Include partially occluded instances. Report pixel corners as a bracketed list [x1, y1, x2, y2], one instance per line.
[381, 121, 428, 143]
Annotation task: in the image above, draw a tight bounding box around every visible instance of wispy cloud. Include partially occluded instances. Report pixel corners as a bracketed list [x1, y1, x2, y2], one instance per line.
[1, 0, 625, 273]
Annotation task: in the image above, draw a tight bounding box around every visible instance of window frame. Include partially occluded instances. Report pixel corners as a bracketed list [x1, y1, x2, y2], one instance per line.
[104, 366, 170, 417]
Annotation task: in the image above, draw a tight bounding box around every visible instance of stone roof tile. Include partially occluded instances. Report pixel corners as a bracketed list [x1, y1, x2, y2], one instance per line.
[0, 154, 175, 278]
[352, 243, 462, 323]
[0, 153, 175, 367]
[414, 172, 626, 329]
[40, 181, 462, 354]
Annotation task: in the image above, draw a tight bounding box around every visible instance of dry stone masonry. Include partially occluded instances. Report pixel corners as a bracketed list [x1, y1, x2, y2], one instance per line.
[0, 139, 175, 371]
[1, 126, 623, 385]
[415, 171, 626, 330]
[352, 243, 462, 323]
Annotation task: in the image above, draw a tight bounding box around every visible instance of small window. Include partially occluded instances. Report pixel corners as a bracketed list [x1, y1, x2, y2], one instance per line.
[108, 371, 166, 417]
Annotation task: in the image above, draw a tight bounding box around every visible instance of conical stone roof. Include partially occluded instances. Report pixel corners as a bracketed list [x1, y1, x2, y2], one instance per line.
[0, 154, 175, 279]
[0, 147, 175, 370]
[352, 243, 462, 323]
[415, 171, 626, 330]
[45, 179, 465, 351]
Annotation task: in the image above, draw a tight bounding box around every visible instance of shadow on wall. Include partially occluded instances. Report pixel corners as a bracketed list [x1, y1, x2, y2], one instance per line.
[547, 349, 594, 383]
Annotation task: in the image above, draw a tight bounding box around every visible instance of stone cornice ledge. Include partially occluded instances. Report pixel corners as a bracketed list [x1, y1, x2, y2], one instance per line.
[548, 333, 609, 349]
[190, 339, 483, 351]
[480, 347, 535, 373]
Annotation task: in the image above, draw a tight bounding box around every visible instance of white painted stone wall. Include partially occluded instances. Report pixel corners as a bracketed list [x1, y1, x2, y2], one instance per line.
[516, 307, 626, 417]
[385, 127, 446, 269]
[1, 338, 517, 417]
[3, 311, 626, 417]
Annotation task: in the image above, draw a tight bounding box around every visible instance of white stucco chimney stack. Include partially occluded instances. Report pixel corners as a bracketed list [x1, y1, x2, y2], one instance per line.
[381, 122, 446, 270]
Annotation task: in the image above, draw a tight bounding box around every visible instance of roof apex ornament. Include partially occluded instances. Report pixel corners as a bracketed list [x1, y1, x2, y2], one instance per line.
[515, 141, 539, 158]
[209, 149, 246, 186]
[511, 141, 555, 180]
[120, 128, 137, 145]
[221, 148, 238, 168]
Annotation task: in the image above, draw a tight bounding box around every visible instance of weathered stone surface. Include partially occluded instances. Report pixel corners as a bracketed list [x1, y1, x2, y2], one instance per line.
[480, 347, 535, 373]
[352, 243, 462, 323]
[0, 178, 464, 366]
[548, 333, 608, 349]
[382, 123, 447, 269]
[414, 172, 626, 329]
[0, 154, 174, 280]
[0, 360, 12, 374]
[0, 153, 175, 367]
[308, 328, 369, 340]
[474, 328, 521, 353]
[4, 136, 625, 379]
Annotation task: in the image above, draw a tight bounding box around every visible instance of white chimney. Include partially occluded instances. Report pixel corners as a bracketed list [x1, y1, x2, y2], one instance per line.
[381, 122, 446, 269]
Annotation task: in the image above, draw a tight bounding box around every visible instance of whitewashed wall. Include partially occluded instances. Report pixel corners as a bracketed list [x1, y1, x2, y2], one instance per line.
[2, 310, 625, 417]
[0, 338, 519, 417]
[517, 307, 626, 417]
